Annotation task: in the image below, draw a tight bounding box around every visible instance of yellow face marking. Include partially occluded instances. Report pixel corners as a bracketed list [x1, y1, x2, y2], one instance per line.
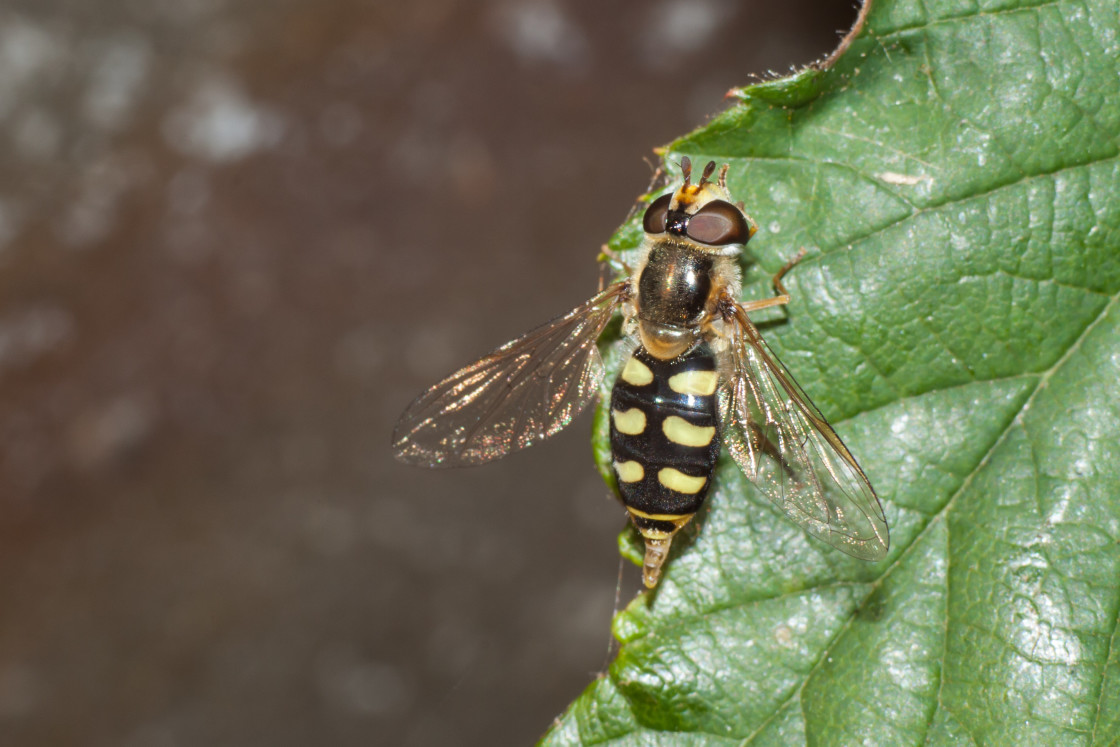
[658, 468, 707, 495]
[621, 357, 654, 386]
[662, 416, 716, 447]
[614, 460, 644, 483]
[612, 407, 647, 435]
[667, 369, 719, 396]
[628, 507, 696, 529]
[637, 526, 671, 540]
[671, 181, 729, 211]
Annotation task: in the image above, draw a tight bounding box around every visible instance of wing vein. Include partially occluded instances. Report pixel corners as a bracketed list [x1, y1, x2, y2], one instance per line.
[719, 301, 888, 560]
[392, 282, 627, 467]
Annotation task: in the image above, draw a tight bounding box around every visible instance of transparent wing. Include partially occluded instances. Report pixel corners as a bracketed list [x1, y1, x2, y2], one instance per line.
[392, 282, 628, 468]
[719, 303, 889, 560]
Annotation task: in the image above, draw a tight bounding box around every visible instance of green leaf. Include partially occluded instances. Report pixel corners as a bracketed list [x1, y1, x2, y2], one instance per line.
[544, 0, 1120, 743]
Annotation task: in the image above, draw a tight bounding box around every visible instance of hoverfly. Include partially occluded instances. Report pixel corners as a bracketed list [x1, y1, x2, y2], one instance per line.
[393, 158, 888, 587]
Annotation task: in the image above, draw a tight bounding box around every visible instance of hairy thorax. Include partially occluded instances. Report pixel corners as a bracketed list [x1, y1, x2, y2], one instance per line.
[634, 241, 738, 360]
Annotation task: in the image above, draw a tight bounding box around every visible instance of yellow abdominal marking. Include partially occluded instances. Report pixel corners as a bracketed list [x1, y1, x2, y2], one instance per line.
[614, 460, 644, 483]
[667, 369, 719, 396]
[658, 468, 707, 494]
[662, 416, 716, 447]
[627, 506, 695, 529]
[621, 358, 654, 386]
[612, 407, 647, 435]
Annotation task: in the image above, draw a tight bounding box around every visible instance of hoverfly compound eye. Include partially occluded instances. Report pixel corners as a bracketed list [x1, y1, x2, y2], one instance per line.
[642, 194, 673, 234]
[685, 200, 751, 246]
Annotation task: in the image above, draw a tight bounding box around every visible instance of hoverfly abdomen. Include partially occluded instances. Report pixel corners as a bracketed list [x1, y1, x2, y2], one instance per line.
[610, 343, 721, 587]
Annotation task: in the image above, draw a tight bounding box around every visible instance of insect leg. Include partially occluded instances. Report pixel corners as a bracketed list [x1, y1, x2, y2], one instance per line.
[597, 245, 633, 292]
[772, 248, 808, 297]
[739, 295, 789, 313]
[738, 249, 808, 313]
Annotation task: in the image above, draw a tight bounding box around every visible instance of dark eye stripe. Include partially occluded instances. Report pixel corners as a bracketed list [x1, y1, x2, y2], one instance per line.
[643, 194, 673, 234]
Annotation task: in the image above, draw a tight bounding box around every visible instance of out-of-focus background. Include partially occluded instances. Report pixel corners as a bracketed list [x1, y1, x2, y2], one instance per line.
[0, 1, 857, 745]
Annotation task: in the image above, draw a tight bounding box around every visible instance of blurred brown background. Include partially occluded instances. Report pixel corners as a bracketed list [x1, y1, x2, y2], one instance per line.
[0, 1, 856, 745]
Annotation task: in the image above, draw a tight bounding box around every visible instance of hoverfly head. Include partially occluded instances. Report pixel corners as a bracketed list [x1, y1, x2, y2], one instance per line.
[641, 159, 752, 247]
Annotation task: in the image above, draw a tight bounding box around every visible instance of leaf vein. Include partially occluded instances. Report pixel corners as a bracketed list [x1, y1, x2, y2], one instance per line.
[742, 288, 1119, 744]
[873, 0, 1065, 40]
[809, 153, 1118, 265]
[1090, 592, 1120, 744]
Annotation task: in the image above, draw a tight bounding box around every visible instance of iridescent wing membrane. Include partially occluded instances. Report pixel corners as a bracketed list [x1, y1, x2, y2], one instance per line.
[719, 304, 889, 560]
[392, 282, 628, 467]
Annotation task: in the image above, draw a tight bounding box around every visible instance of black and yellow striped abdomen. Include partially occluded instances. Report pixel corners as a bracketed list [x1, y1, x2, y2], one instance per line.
[610, 343, 720, 585]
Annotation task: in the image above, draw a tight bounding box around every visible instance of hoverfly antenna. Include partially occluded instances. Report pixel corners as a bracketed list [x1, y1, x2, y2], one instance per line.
[699, 161, 717, 185]
[680, 156, 692, 185]
[718, 164, 729, 189]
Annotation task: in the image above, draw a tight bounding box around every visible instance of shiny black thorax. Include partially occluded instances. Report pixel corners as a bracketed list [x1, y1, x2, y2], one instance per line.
[610, 344, 721, 532]
[637, 242, 715, 327]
